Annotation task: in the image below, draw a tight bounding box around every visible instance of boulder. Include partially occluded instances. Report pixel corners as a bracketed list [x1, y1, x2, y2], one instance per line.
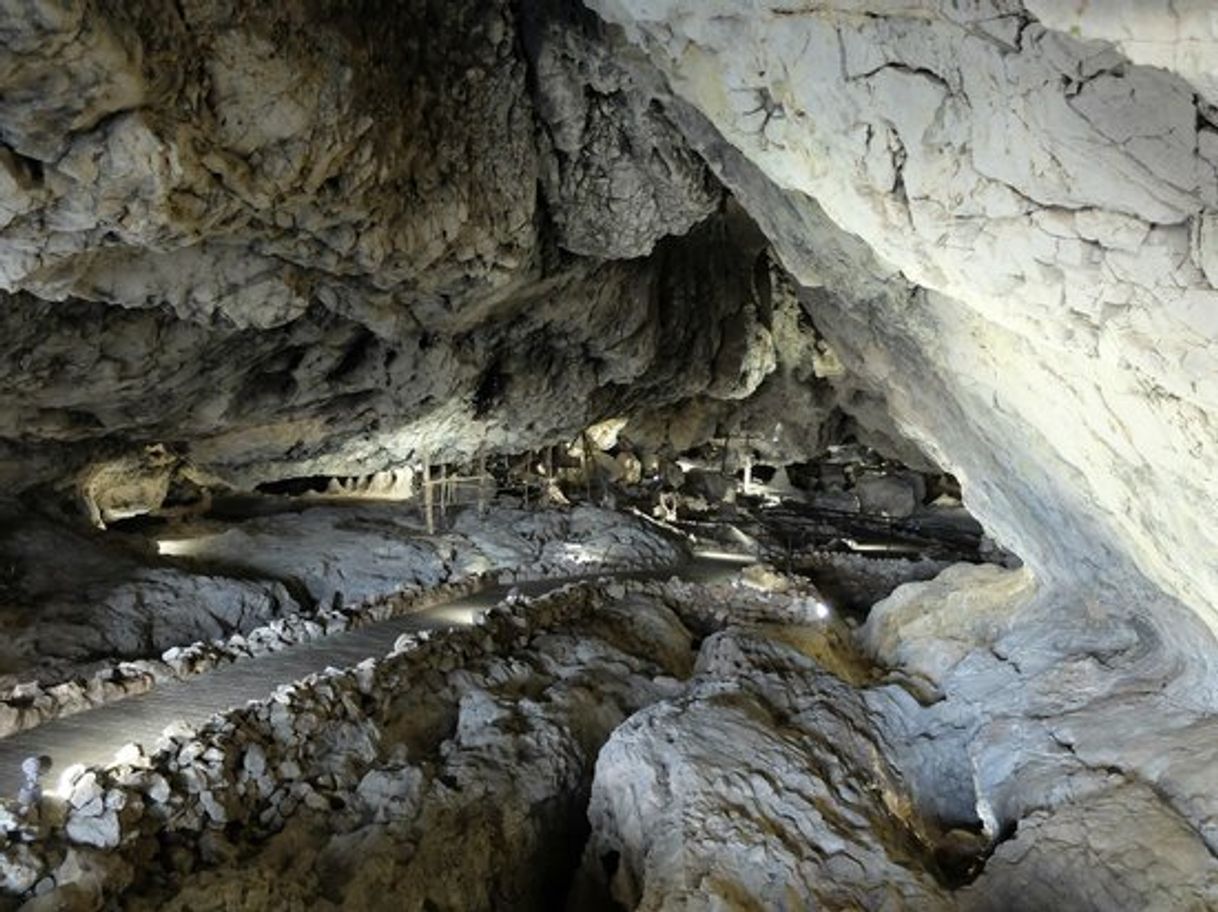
[682, 469, 736, 504]
[854, 473, 924, 518]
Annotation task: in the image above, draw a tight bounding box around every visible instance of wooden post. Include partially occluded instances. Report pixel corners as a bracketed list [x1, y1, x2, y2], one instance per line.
[422, 452, 435, 535]
[581, 435, 591, 503]
[477, 454, 488, 517]
[439, 462, 447, 526]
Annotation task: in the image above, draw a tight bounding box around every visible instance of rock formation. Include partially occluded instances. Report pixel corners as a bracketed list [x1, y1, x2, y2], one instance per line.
[6, 0, 1214, 621]
[4, 0, 1218, 909]
[586, 0, 1218, 624]
[0, 0, 793, 499]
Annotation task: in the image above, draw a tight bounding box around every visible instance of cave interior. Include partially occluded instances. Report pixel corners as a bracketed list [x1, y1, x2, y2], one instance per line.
[1, 1, 1217, 909]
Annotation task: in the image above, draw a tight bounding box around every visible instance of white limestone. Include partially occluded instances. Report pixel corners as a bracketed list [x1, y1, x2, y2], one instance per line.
[589, 0, 1218, 626]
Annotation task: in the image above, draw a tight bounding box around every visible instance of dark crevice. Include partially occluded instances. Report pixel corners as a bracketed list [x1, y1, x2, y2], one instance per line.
[851, 61, 953, 94]
[326, 329, 378, 383]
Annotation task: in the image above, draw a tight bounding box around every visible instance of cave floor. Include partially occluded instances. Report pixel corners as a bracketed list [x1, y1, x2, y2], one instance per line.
[0, 506, 1212, 909]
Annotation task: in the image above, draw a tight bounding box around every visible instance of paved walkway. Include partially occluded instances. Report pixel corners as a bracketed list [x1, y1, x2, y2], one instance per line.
[0, 554, 749, 796]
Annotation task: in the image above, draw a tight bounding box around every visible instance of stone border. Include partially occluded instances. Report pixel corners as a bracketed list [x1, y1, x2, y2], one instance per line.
[0, 550, 681, 743]
[0, 577, 646, 902]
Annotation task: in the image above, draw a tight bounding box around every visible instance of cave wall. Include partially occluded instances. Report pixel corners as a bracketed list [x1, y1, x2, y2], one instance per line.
[586, 0, 1218, 622]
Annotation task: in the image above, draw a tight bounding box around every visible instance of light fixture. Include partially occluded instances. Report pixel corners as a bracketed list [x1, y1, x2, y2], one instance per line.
[155, 534, 219, 557]
[53, 763, 86, 798]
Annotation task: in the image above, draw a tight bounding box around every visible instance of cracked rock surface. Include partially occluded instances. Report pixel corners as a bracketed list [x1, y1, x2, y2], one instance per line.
[577, 624, 952, 911]
[588, 0, 1218, 626]
[576, 567, 1218, 911]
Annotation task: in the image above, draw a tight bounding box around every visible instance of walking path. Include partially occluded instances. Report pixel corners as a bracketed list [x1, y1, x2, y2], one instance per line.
[0, 552, 751, 796]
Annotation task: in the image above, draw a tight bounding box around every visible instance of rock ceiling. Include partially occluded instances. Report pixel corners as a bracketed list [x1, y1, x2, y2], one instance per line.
[3, 0, 1218, 625]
